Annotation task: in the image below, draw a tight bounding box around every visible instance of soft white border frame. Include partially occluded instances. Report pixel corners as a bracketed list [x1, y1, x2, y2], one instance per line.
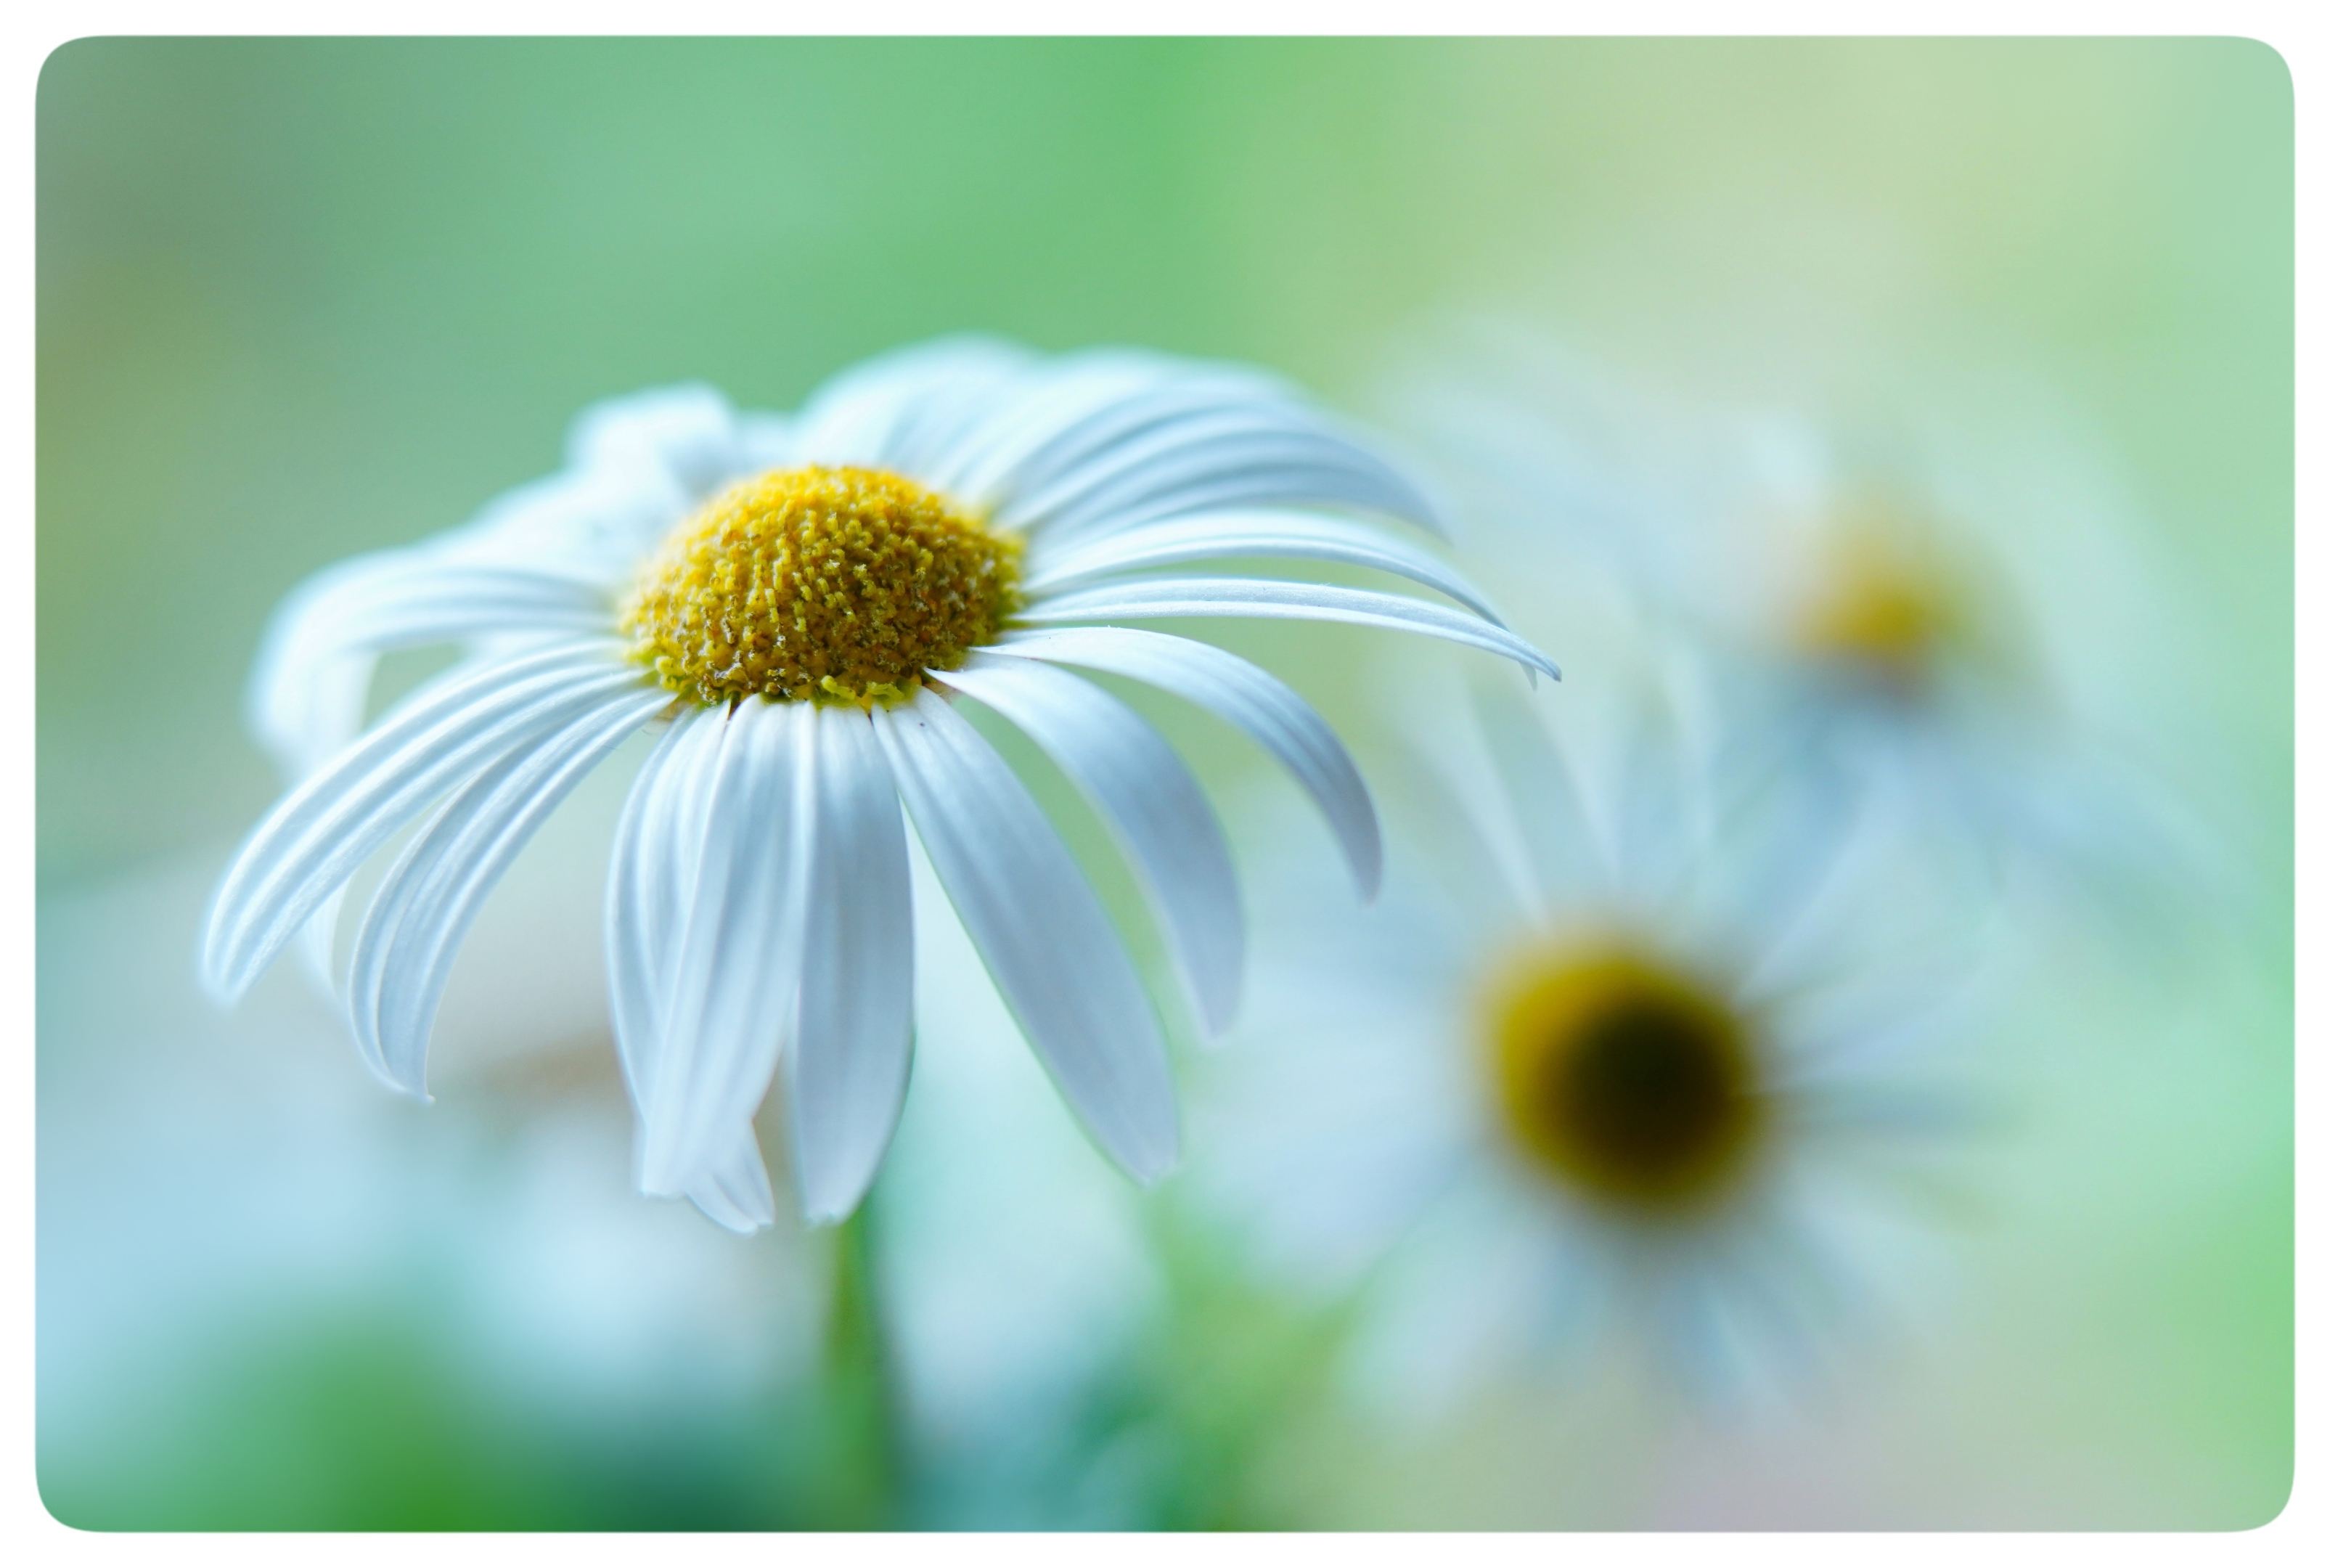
[7, 4, 2315, 1561]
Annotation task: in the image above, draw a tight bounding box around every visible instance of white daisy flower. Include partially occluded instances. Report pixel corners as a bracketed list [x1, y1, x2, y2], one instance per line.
[1388, 332, 2215, 926]
[1194, 658, 1992, 1414]
[200, 338, 1558, 1234]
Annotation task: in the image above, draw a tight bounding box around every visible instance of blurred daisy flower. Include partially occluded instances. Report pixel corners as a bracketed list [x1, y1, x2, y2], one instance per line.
[1388, 332, 2219, 931]
[1194, 658, 1995, 1414]
[201, 338, 1556, 1233]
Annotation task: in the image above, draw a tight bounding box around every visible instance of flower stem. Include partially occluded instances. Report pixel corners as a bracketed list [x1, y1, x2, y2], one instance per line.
[819, 1189, 908, 1529]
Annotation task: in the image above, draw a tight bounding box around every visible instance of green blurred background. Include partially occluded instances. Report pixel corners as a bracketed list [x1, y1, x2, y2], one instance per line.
[36, 38, 2290, 1530]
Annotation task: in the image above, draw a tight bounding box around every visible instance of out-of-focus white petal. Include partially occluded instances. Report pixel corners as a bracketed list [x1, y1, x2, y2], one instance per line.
[1019, 575, 1561, 684]
[438, 464, 691, 587]
[564, 382, 753, 499]
[732, 411, 796, 472]
[872, 690, 1177, 1181]
[943, 654, 1244, 1037]
[786, 705, 915, 1224]
[1465, 677, 1616, 911]
[344, 685, 665, 1095]
[986, 625, 1382, 898]
[1024, 509, 1505, 626]
[201, 640, 641, 1004]
[789, 336, 1037, 472]
[636, 699, 808, 1206]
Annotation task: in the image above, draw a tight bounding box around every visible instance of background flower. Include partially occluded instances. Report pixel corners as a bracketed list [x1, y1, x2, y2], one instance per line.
[1191, 642, 2002, 1420]
[1383, 329, 2239, 955]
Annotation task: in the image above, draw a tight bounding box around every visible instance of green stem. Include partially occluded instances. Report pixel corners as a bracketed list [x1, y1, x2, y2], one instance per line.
[820, 1189, 908, 1529]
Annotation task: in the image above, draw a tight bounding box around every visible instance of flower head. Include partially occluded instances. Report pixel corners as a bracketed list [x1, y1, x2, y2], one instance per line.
[202, 338, 1557, 1233]
[1386, 332, 2216, 940]
[1194, 662, 1991, 1410]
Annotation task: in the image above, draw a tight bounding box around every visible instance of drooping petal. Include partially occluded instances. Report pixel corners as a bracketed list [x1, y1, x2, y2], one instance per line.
[290, 644, 595, 995]
[1018, 576, 1561, 685]
[1023, 509, 1507, 626]
[608, 703, 809, 1236]
[605, 706, 714, 1112]
[635, 698, 809, 1204]
[872, 690, 1177, 1181]
[344, 685, 666, 1095]
[679, 1120, 780, 1236]
[941, 654, 1244, 1037]
[786, 704, 915, 1224]
[1467, 676, 1616, 910]
[202, 641, 644, 1004]
[246, 554, 613, 778]
[986, 626, 1381, 897]
[296, 887, 350, 995]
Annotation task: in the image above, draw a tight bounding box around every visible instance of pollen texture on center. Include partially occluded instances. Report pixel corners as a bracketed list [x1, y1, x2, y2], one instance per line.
[623, 465, 1022, 707]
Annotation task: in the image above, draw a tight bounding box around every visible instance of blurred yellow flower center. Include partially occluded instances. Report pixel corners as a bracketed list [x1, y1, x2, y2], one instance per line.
[1481, 943, 1765, 1212]
[622, 465, 1022, 707]
[1793, 527, 1960, 694]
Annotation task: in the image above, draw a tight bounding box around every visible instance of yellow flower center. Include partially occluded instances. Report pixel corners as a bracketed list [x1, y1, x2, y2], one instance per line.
[1790, 516, 1963, 695]
[1481, 942, 1765, 1213]
[621, 465, 1023, 707]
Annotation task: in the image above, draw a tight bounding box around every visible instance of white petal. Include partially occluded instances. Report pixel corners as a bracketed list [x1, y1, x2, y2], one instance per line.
[914, 353, 1193, 504]
[992, 383, 1443, 542]
[1677, 740, 1859, 968]
[636, 699, 809, 1201]
[1013, 421, 1442, 544]
[986, 626, 1382, 898]
[439, 463, 692, 587]
[1467, 677, 1613, 910]
[344, 685, 664, 1095]
[246, 554, 610, 777]
[1024, 509, 1506, 625]
[790, 337, 1037, 471]
[605, 707, 714, 1112]
[913, 351, 1287, 506]
[563, 382, 756, 499]
[734, 412, 796, 471]
[613, 709, 796, 1234]
[296, 886, 349, 994]
[1018, 576, 1561, 685]
[942, 655, 1243, 1037]
[872, 691, 1177, 1180]
[786, 704, 915, 1224]
[201, 641, 642, 1003]
[680, 1121, 780, 1236]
